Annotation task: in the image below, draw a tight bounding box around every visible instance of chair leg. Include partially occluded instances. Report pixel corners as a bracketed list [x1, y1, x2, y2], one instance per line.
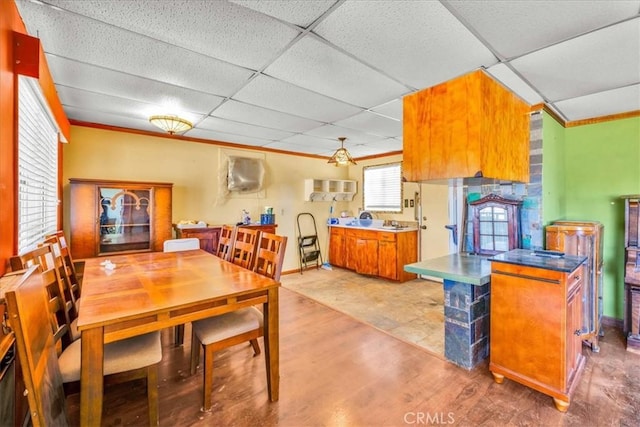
[147, 365, 159, 426]
[202, 345, 215, 411]
[174, 324, 185, 346]
[190, 330, 200, 376]
[250, 338, 261, 356]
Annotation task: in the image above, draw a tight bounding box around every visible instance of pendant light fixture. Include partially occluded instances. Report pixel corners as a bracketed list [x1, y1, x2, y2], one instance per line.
[328, 137, 356, 167]
[149, 115, 193, 135]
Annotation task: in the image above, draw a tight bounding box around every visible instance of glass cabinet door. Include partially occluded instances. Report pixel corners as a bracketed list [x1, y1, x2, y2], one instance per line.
[98, 187, 151, 254]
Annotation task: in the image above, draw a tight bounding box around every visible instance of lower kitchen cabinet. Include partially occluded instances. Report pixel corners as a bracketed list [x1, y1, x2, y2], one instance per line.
[330, 227, 417, 282]
[489, 249, 587, 412]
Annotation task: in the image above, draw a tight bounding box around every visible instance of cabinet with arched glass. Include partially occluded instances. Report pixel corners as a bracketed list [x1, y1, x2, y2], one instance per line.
[469, 194, 522, 256]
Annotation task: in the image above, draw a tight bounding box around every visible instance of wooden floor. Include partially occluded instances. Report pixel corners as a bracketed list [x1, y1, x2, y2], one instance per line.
[66, 287, 640, 426]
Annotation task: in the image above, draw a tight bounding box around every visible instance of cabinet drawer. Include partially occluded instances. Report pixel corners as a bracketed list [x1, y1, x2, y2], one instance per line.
[379, 232, 397, 242]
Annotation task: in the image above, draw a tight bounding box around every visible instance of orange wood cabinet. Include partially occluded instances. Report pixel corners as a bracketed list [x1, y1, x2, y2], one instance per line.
[175, 226, 221, 255]
[330, 227, 417, 282]
[489, 258, 586, 412]
[403, 69, 530, 183]
[69, 179, 173, 259]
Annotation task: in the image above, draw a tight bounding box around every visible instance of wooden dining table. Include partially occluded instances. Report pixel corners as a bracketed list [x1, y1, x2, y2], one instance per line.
[76, 249, 280, 425]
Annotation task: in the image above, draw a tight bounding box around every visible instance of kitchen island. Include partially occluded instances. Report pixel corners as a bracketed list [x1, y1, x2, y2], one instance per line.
[404, 253, 491, 369]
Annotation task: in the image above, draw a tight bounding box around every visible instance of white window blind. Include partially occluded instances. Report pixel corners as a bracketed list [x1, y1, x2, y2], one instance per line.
[17, 76, 59, 253]
[363, 162, 402, 212]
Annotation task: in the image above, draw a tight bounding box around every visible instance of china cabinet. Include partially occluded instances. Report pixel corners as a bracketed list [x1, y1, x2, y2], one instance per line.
[622, 195, 640, 353]
[69, 179, 173, 259]
[469, 194, 522, 256]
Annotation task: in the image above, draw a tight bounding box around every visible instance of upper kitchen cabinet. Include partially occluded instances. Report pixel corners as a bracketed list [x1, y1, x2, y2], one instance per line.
[403, 69, 531, 183]
[69, 179, 173, 259]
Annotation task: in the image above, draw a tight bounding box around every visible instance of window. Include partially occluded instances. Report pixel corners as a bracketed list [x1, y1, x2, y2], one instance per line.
[363, 162, 402, 213]
[17, 76, 59, 253]
[469, 194, 521, 256]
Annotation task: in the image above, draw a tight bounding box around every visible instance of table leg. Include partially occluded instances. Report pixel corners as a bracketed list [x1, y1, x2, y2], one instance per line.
[81, 327, 104, 425]
[264, 286, 280, 401]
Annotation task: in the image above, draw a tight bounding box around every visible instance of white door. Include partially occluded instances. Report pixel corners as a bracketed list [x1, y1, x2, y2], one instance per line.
[418, 182, 451, 260]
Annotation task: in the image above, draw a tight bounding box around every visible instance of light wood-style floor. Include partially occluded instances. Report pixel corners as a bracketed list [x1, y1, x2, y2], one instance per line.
[66, 285, 640, 426]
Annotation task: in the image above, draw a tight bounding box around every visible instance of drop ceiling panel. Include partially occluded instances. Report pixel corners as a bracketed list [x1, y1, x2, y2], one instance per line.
[360, 138, 404, 152]
[370, 100, 403, 121]
[554, 84, 640, 121]
[485, 64, 544, 105]
[198, 116, 294, 141]
[264, 35, 410, 108]
[185, 128, 273, 148]
[264, 141, 331, 156]
[510, 19, 640, 102]
[233, 75, 363, 122]
[281, 134, 345, 152]
[47, 56, 225, 115]
[445, 0, 640, 59]
[333, 111, 402, 138]
[64, 106, 163, 133]
[212, 100, 322, 133]
[229, 0, 336, 28]
[314, 0, 498, 90]
[304, 124, 389, 145]
[40, 0, 301, 70]
[16, 1, 255, 96]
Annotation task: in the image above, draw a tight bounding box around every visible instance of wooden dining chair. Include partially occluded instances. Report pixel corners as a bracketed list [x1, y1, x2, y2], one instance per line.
[40, 263, 162, 426]
[46, 230, 84, 292]
[229, 227, 260, 270]
[163, 237, 202, 346]
[43, 234, 82, 306]
[189, 232, 287, 412]
[214, 225, 236, 261]
[5, 265, 70, 427]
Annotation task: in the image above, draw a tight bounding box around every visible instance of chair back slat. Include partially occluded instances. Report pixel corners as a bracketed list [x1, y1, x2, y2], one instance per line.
[254, 233, 288, 281]
[41, 237, 80, 319]
[215, 225, 236, 260]
[5, 266, 70, 427]
[163, 238, 200, 252]
[41, 267, 74, 353]
[45, 230, 83, 295]
[10, 244, 54, 272]
[230, 228, 260, 270]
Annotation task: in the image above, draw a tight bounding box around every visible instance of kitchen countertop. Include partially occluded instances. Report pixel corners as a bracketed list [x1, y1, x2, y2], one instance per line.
[328, 223, 418, 233]
[404, 253, 492, 285]
[490, 248, 587, 272]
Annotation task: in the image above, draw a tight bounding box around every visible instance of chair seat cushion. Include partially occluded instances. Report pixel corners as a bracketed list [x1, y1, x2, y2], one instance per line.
[58, 331, 162, 383]
[192, 307, 263, 345]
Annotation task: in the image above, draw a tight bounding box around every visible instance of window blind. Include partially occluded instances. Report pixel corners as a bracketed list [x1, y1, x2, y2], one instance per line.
[17, 76, 59, 253]
[363, 162, 402, 212]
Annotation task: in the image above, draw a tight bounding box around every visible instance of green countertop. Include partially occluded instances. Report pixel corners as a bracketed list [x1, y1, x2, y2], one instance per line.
[404, 253, 492, 285]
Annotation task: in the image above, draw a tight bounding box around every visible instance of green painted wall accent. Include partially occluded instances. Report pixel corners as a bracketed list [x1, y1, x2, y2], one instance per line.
[563, 117, 640, 319]
[542, 112, 567, 225]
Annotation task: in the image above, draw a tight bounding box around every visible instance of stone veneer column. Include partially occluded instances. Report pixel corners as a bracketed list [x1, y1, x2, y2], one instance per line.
[443, 279, 490, 369]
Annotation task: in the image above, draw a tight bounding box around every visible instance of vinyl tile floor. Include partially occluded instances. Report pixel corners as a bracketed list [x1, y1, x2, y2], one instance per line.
[280, 266, 445, 356]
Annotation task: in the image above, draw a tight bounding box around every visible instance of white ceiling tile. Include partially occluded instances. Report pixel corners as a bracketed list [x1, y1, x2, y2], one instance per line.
[333, 111, 401, 138]
[304, 124, 388, 145]
[510, 19, 640, 102]
[263, 141, 328, 156]
[212, 100, 322, 133]
[554, 84, 640, 121]
[359, 138, 404, 153]
[233, 74, 363, 122]
[47, 55, 225, 115]
[16, 1, 255, 95]
[56, 86, 204, 125]
[314, 0, 497, 90]
[38, 0, 300, 70]
[281, 134, 344, 151]
[370, 99, 403, 121]
[445, 0, 640, 59]
[485, 64, 544, 105]
[186, 128, 273, 148]
[229, 0, 336, 28]
[264, 35, 410, 108]
[198, 116, 294, 141]
[63, 105, 168, 134]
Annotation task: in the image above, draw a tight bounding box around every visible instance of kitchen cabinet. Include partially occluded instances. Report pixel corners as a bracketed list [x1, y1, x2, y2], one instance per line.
[546, 220, 604, 352]
[330, 227, 417, 282]
[403, 69, 530, 182]
[175, 226, 221, 255]
[69, 179, 173, 259]
[622, 195, 640, 353]
[489, 249, 587, 412]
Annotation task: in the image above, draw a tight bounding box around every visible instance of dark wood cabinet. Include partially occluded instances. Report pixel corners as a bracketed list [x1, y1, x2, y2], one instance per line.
[622, 195, 640, 354]
[69, 179, 173, 259]
[489, 250, 586, 412]
[175, 227, 221, 255]
[546, 220, 604, 352]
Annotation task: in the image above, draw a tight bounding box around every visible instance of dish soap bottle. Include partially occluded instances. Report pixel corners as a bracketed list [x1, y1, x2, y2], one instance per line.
[242, 209, 251, 225]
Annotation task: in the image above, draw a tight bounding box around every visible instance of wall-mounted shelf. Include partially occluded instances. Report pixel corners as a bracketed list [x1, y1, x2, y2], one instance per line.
[304, 179, 357, 202]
